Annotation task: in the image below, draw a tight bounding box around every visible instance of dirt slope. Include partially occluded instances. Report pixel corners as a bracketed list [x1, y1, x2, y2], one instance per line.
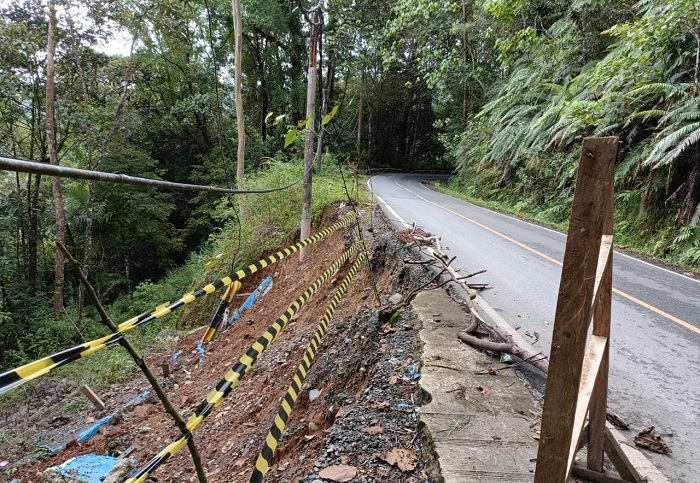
[3, 207, 441, 483]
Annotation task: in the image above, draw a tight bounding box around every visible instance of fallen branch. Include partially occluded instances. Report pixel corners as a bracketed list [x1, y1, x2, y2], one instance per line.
[473, 353, 549, 375]
[387, 265, 450, 311]
[457, 331, 550, 374]
[459, 269, 487, 279]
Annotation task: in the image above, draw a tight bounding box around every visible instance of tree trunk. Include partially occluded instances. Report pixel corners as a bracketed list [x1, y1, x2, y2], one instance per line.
[357, 72, 364, 158]
[693, 30, 700, 96]
[232, 0, 245, 192]
[77, 48, 132, 320]
[251, 31, 268, 143]
[315, 21, 325, 175]
[46, 0, 66, 318]
[78, 181, 94, 319]
[300, 5, 321, 262]
[27, 174, 40, 294]
[27, 74, 43, 295]
[461, 3, 469, 126]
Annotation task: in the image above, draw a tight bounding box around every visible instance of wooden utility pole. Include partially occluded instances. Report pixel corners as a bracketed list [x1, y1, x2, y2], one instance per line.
[535, 137, 618, 482]
[300, 2, 321, 262]
[46, 0, 66, 318]
[232, 0, 245, 192]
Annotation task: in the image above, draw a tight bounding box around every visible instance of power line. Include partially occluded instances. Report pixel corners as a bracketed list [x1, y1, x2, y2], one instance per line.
[0, 156, 302, 195]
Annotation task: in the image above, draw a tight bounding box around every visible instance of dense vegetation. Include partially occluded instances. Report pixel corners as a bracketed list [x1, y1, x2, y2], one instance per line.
[1, 0, 699, 374]
[443, 0, 700, 266]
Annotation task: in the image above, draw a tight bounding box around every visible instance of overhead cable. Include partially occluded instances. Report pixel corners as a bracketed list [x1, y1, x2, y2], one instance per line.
[0, 156, 302, 195]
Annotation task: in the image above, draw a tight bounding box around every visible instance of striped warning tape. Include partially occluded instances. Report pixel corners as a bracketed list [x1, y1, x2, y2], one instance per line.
[123, 242, 362, 483]
[202, 280, 241, 342]
[249, 252, 365, 483]
[0, 212, 357, 396]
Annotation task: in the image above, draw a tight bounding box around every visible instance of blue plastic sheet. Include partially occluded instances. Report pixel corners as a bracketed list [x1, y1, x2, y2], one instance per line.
[76, 390, 149, 443]
[226, 277, 272, 326]
[76, 415, 113, 443]
[52, 454, 120, 483]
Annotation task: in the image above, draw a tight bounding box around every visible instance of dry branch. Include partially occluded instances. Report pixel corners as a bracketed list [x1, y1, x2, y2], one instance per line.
[458, 324, 550, 374]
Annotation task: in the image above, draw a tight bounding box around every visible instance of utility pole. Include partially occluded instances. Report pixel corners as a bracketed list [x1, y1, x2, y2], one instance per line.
[232, 0, 245, 209]
[300, 1, 321, 262]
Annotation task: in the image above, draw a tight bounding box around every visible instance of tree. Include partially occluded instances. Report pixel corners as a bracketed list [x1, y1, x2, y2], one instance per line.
[46, 0, 67, 318]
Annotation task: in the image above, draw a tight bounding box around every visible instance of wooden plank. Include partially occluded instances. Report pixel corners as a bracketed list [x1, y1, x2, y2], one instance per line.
[605, 424, 671, 483]
[535, 137, 618, 483]
[588, 144, 616, 470]
[80, 384, 106, 411]
[589, 235, 613, 315]
[567, 335, 608, 473]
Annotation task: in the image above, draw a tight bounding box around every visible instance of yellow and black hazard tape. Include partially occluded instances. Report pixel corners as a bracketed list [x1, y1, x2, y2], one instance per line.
[124, 242, 362, 483]
[249, 252, 365, 483]
[202, 280, 241, 342]
[0, 213, 357, 396]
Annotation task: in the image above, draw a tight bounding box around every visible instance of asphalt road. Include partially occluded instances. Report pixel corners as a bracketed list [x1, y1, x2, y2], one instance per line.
[370, 173, 700, 482]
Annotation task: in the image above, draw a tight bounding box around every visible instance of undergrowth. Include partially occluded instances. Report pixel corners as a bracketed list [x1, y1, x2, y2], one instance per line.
[0, 159, 365, 414]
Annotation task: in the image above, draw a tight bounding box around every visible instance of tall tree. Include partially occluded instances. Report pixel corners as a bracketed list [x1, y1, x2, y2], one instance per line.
[46, 0, 66, 318]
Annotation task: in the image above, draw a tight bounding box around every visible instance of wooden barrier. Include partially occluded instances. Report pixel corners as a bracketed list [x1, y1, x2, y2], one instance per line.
[535, 137, 620, 482]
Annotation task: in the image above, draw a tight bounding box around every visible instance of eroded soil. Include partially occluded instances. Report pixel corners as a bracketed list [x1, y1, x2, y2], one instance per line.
[2, 206, 441, 483]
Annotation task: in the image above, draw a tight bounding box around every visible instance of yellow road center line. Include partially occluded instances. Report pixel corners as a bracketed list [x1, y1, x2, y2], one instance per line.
[399, 182, 700, 336]
[610, 288, 700, 334]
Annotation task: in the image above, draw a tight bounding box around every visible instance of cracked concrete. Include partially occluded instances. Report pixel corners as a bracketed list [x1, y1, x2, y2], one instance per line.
[413, 289, 541, 483]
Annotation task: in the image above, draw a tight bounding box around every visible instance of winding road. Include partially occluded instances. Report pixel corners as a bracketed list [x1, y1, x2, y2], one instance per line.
[370, 173, 700, 482]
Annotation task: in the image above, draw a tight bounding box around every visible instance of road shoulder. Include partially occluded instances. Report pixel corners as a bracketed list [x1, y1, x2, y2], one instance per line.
[412, 289, 541, 482]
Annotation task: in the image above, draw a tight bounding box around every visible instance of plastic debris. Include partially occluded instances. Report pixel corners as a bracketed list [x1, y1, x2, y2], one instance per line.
[500, 353, 515, 364]
[196, 342, 206, 363]
[76, 391, 149, 443]
[226, 277, 272, 327]
[0, 460, 8, 467]
[407, 362, 420, 380]
[47, 454, 121, 483]
[309, 389, 321, 401]
[396, 402, 412, 410]
[171, 350, 183, 362]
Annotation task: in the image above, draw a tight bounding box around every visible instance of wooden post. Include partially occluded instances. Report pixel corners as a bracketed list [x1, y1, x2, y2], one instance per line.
[588, 143, 617, 471]
[80, 385, 106, 411]
[534, 137, 618, 482]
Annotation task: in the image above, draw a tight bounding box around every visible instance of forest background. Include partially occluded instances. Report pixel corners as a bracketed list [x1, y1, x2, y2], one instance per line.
[1, 0, 700, 378]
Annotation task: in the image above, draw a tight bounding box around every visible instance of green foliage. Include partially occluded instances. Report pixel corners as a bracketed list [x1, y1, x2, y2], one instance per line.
[446, 0, 700, 271]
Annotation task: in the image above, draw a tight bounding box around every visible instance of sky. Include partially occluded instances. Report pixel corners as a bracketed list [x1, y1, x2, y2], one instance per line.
[0, 0, 134, 57]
